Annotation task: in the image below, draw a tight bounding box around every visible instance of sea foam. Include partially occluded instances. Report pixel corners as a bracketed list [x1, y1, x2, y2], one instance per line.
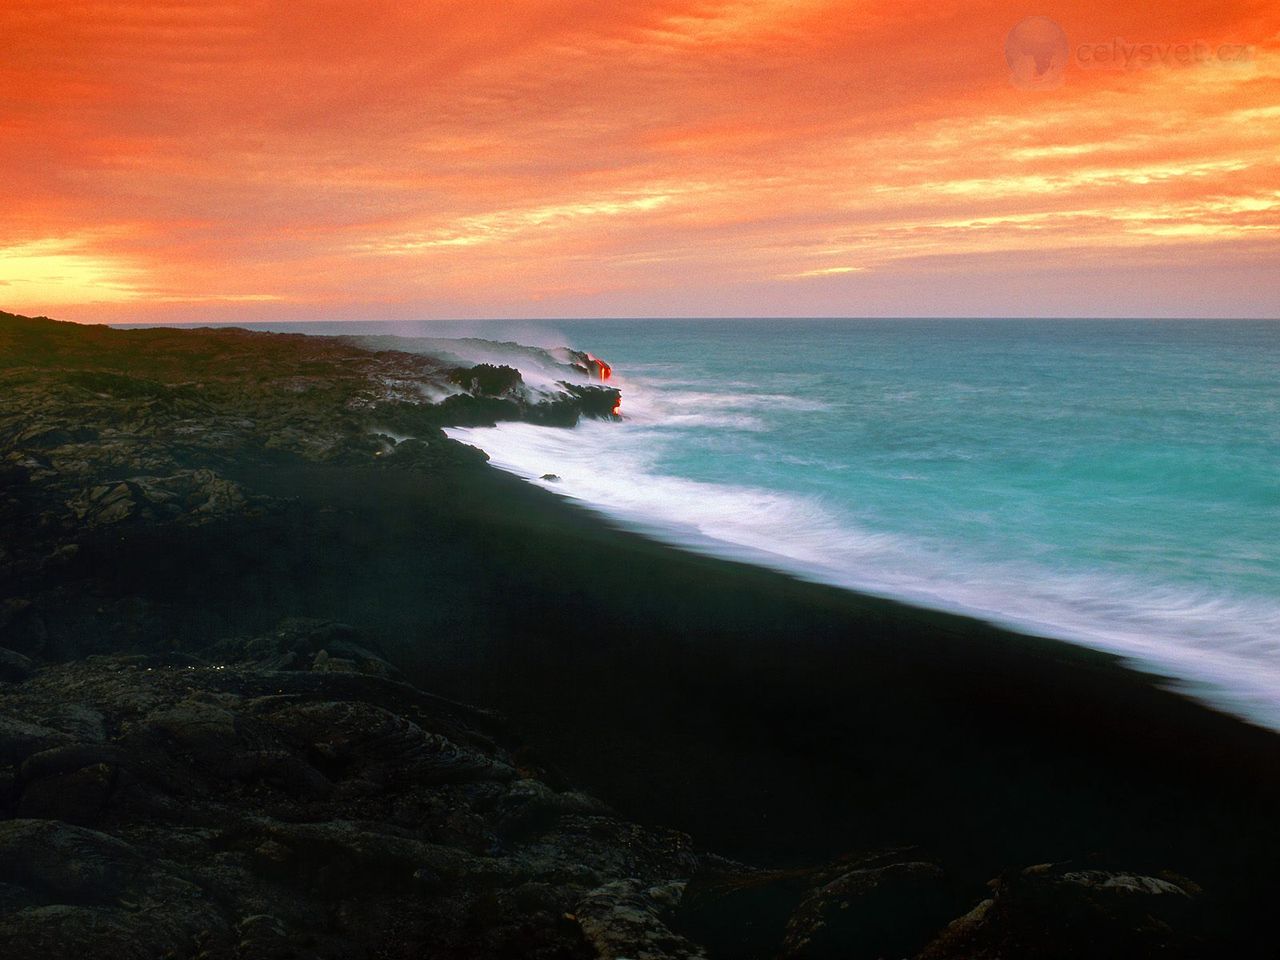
[446, 326, 1280, 732]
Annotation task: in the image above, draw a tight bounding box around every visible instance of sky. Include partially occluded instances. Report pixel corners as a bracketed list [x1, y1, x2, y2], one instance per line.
[2, 1, 1277, 322]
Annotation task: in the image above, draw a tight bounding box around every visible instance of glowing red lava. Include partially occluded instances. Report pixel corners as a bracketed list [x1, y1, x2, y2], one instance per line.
[588, 355, 612, 380]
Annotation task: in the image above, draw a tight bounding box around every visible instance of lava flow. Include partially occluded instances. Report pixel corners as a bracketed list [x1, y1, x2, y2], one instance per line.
[587, 354, 612, 381]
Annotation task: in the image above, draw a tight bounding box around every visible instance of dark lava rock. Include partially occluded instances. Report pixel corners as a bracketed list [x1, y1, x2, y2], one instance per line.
[0, 646, 36, 682]
[448, 363, 524, 398]
[16, 760, 117, 824]
[0, 646, 708, 959]
[678, 851, 955, 960]
[917, 861, 1207, 960]
[0, 310, 621, 563]
[0, 715, 67, 766]
[0, 312, 1231, 958]
[779, 860, 953, 960]
[575, 879, 707, 960]
[0, 818, 145, 902]
[0, 818, 227, 960]
[204, 619, 402, 679]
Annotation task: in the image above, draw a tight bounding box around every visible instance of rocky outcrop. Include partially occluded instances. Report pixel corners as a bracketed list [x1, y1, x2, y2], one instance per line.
[67, 470, 247, 528]
[566, 350, 613, 381]
[0, 311, 1230, 958]
[447, 363, 525, 398]
[0, 311, 619, 538]
[0, 629, 1220, 960]
[0, 310, 618, 661]
[575, 880, 706, 960]
[917, 862, 1206, 960]
[0, 630, 709, 958]
[0, 635, 996, 960]
[675, 851, 957, 960]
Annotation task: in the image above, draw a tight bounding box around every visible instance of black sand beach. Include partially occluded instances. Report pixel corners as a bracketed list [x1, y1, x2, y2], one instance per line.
[75, 452, 1280, 949]
[204, 465, 1280, 865]
[3, 314, 1278, 957]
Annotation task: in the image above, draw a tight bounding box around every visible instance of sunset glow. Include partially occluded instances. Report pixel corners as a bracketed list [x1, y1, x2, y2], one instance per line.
[3, 1, 1278, 321]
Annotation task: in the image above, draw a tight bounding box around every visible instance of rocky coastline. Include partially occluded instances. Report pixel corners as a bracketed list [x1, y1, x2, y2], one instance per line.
[2, 311, 1277, 958]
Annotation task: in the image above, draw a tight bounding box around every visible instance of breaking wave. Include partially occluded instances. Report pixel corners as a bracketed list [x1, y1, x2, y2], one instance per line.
[448, 366, 1280, 733]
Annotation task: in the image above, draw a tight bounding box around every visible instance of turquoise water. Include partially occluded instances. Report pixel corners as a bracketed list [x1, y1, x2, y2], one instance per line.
[444, 318, 1280, 728]
[209, 318, 1280, 726]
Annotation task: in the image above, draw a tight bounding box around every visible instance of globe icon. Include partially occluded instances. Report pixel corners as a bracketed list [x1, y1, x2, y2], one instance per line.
[1005, 16, 1069, 89]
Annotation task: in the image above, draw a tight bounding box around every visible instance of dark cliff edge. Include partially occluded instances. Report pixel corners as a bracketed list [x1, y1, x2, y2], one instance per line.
[2, 311, 1278, 959]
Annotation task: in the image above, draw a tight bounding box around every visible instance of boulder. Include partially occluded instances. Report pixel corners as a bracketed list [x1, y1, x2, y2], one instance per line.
[0, 715, 67, 766]
[681, 857, 870, 956]
[779, 860, 951, 959]
[917, 861, 1206, 960]
[575, 879, 707, 960]
[0, 819, 141, 902]
[0, 646, 36, 682]
[36, 703, 107, 743]
[145, 698, 238, 752]
[17, 762, 116, 823]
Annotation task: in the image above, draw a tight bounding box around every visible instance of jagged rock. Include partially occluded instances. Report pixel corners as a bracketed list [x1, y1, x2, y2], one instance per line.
[0, 608, 1234, 960]
[917, 861, 1206, 960]
[495, 778, 608, 841]
[4, 905, 191, 960]
[558, 382, 621, 420]
[0, 820, 225, 959]
[0, 715, 67, 765]
[36, 703, 106, 743]
[67, 471, 247, 528]
[448, 363, 524, 398]
[0, 651, 699, 957]
[575, 879, 707, 960]
[245, 817, 489, 888]
[0, 819, 142, 902]
[17, 762, 116, 823]
[14, 741, 174, 818]
[679, 860, 836, 955]
[13, 425, 98, 448]
[67, 481, 137, 525]
[0, 646, 37, 681]
[778, 860, 951, 960]
[231, 913, 295, 957]
[1, 312, 620, 558]
[204, 619, 402, 679]
[379, 434, 490, 470]
[145, 698, 239, 752]
[19, 742, 132, 781]
[261, 698, 514, 786]
[230, 748, 334, 800]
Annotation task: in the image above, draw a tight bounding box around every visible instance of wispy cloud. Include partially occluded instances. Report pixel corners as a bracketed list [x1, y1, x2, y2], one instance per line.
[1, 0, 1277, 320]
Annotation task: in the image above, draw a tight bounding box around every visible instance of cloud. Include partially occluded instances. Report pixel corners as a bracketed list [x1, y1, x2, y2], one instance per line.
[1, 0, 1277, 320]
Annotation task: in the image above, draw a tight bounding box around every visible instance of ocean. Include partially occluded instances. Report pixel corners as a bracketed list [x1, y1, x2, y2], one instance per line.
[233, 318, 1280, 728]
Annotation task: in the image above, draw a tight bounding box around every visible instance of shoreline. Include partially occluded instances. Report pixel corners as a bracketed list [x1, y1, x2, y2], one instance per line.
[229, 459, 1280, 874]
[449, 422, 1280, 734]
[5, 312, 1279, 953]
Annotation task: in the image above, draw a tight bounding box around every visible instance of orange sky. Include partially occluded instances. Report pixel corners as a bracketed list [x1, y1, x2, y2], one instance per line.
[2, 1, 1278, 321]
